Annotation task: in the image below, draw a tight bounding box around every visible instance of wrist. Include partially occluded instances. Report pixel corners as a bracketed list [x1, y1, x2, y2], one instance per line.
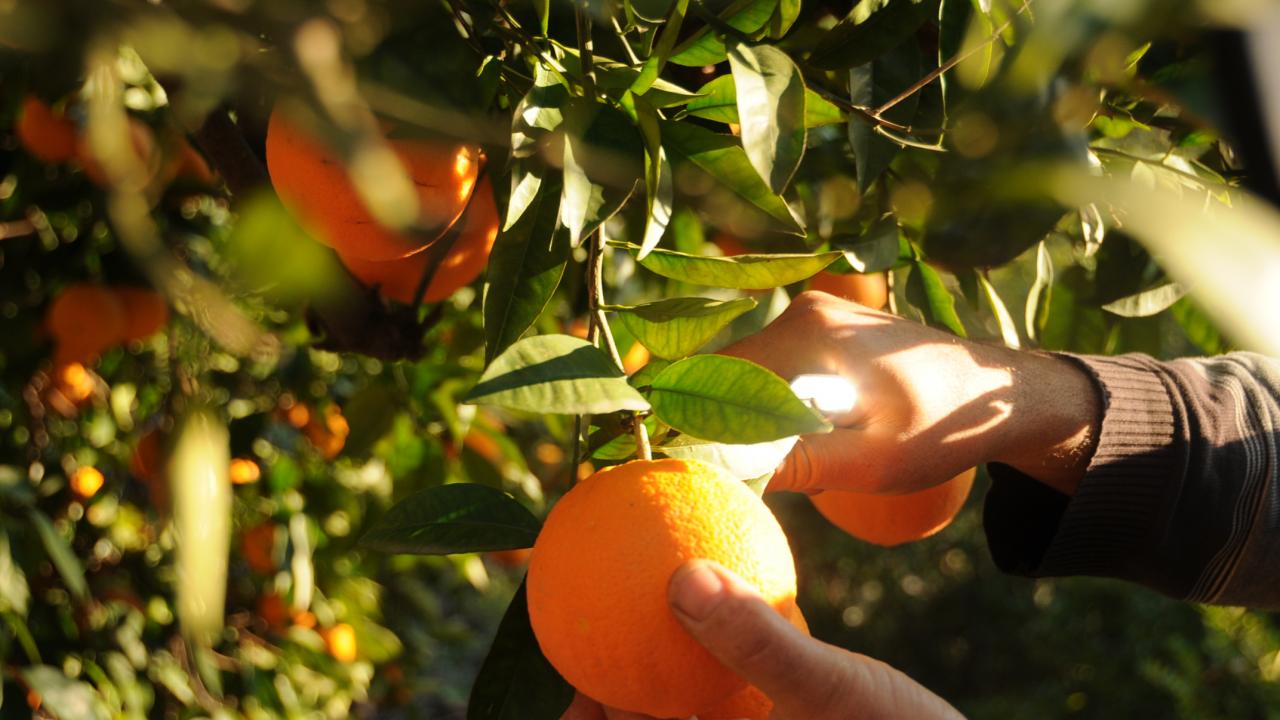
[990, 351, 1102, 495]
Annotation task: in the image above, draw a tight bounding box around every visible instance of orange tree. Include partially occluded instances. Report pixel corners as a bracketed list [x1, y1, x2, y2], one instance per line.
[2, 0, 1280, 718]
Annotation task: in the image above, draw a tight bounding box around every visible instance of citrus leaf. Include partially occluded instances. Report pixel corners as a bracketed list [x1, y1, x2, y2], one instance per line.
[684, 75, 845, 128]
[976, 271, 1021, 348]
[560, 100, 642, 247]
[512, 64, 568, 159]
[728, 42, 806, 194]
[0, 529, 28, 615]
[906, 261, 967, 336]
[833, 216, 902, 272]
[649, 355, 831, 444]
[362, 483, 541, 555]
[632, 0, 691, 95]
[28, 508, 88, 602]
[659, 433, 797, 481]
[621, 93, 674, 260]
[466, 335, 651, 414]
[21, 666, 109, 720]
[616, 297, 757, 359]
[846, 39, 924, 193]
[614, 241, 840, 289]
[1101, 282, 1186, 317]
[484, 180, 569, 363]
[660, 119, 804, 233]
[467, 582, 575, 720]
[769, 0, 802, 38]
[1025, 240, 1054, 342]
[669, 0, 777, 66]
[504, 162, 544, 232]
[809, 0, 941, 70]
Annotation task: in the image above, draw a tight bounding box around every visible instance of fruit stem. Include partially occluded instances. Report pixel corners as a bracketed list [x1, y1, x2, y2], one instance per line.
[633, 415, 652, 462]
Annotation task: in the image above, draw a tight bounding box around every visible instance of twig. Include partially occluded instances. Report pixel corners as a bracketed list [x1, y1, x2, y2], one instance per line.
[633, 415, 652, 461]
[575, 2, 597, 98]
[610, 15, 642, 65]
[872, 3, 1029, 119]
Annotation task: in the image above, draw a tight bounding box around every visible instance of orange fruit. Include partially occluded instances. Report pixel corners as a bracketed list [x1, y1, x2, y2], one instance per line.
[229, 458, 261, 485]
[51, 361, 95, 404]
[337, 175, 499, 304]
[284, 401, 312, 429]
[812, 468, 977, 547]
[527, 458, 797, 718]
[486, 547, 533, 568]
[46, 284, 127, 365]
[323, 622, 359, 662]
[304, 404, 349, 459]
[75, 117, 160, 186]
[810, 271, 889, 310]
[713, 233, 750, 257]
[16, 95, 78, 163]
[113, 287, 169, 342]
[265, 108, 482, 261]
[621, 342, 650, 375]
[257, 592, 290, 630]
[241, 521, 277, 575]
[70, 466, 105, 499]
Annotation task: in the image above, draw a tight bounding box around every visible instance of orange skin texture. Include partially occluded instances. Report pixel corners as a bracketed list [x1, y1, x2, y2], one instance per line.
[46, 284, 127, 366]
[266, 109, 482, 261]
[17, 96, 78, 163]
[70, 466, 105, 499]
[812, 468, 977, 547]
[113, 287, 169, 342]
[527, 459, 798, 718]
[338, 176, 499, 304]
[809, 271, 889, 310]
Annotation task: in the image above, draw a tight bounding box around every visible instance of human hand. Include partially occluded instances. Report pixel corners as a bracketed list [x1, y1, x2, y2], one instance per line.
[563, 560, 964, 720]
[720, 291, 1099, 496]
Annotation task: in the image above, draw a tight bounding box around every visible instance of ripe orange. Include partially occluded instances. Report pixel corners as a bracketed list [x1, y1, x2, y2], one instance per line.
[70, 466, 105, 499]
[114, 287, 169, 342]
[265, 108, 482, 261]
[16, 95, 78, 163]
[527, 458, 797, 718]
[241, 521, 277, 575]
[712, 233, 750, 257]
[229, 458, 261, 485]
[324, 622, 359, 662]
[337, 176, 499, 304]
[304, 404, 349, 459]
[46, 284, 127, 366]
[811, 468, 977, 547]
[810, 270, 889, 310]
[621, 341, 650, 375]
[486, 547, 533, 568]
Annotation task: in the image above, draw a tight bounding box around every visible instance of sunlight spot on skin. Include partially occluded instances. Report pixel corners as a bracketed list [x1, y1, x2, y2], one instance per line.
[940, 399, 1013, 444]
[790, 374, 858, 419]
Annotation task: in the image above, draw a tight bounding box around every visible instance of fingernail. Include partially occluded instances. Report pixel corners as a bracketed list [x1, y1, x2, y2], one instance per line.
[669, 561, 725, 621]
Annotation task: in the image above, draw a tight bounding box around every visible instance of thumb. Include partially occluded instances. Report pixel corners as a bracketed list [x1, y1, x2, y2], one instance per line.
[667, 560, 835, 713]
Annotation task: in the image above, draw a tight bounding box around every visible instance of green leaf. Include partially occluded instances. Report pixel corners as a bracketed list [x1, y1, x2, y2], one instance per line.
[684, 75, 846, 128]
[659, 433, 797, 481]
[1025, 240, 1054, 343]
[846, 38, 924, 193]
[769, 0, 801, 38]
[649, 355, 831, 444]
[622, 93, 674, 260]
[1170, 297, 1228, 354]
[833, 216, 901, 272]
[809, 0, 941, 70]
[467, 582, 575, 720]
[560, 99, 643, 247]
[535, 0, 550, 34]
[976, 271, 1021, 348]
[615, 241, 839, 289]
[616, 297, 757, 359]
[631, 0, 676, 21]
[632, 0, 691, 95]
[906, 262, 967, 336]
[669, 0, 778, 66]
[661, 119, 804, 233]
[484, 180, 569, 363]
[22, 666, 110, 720]
[504, 162, 544, 232]
[361, 484, 541, 555]
[29, 508, 88, 602]
[466, 335, 651, 414]
[727, 43, 807, 194]
[1101, 283, 1186, 318]
[512, 64, 569, 159]
[560, 50, 701, 108]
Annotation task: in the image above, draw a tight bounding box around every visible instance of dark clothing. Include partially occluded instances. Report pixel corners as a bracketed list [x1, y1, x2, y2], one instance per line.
[984, 353, 1280, 610]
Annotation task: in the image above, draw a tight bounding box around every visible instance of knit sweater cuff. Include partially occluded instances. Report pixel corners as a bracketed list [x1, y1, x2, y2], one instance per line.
[985, 354, 1183, 581]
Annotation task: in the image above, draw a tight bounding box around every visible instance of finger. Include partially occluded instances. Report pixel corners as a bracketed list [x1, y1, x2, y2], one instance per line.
[667, 560, 839, 709]
[767, 430, 887, 494]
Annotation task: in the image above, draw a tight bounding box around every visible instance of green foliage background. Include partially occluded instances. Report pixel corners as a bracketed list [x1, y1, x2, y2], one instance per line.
[1, 0, 1278, 718]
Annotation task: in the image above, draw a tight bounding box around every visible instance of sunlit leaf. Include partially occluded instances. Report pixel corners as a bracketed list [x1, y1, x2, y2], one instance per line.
[505, 162, 544, 232]
[466, 335, 651, 414]
[632, 0, 690, 95]
[659, 433, 797, 481]
[512, 64, 569, 158]
[727, 42, 806, 194]
[616, 297, 757, 359]
[621, 93, 674, 260]
[684, 75, 845, 128]
[834, 216, 901, 273]
[170, 410, 230, 647]
[976, 271, 1021, 348]
[362, 484, 540, 555]
[615, 241, 840, 289]
[669, 0, 777, 66]
[661, 119, 804, 233]
[649, 355, 831, 443]
[1101, 282, 1186, 318]
[906, 261, 967, 336]
[1025, 240, 1054, 343]
[560, 99, 643, 247]
[467, 582, 575, 720]
[485, 179, 569, 363]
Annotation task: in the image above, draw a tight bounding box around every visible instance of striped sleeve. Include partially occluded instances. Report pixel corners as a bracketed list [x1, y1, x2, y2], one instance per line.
[983, 352, 1280, 610]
